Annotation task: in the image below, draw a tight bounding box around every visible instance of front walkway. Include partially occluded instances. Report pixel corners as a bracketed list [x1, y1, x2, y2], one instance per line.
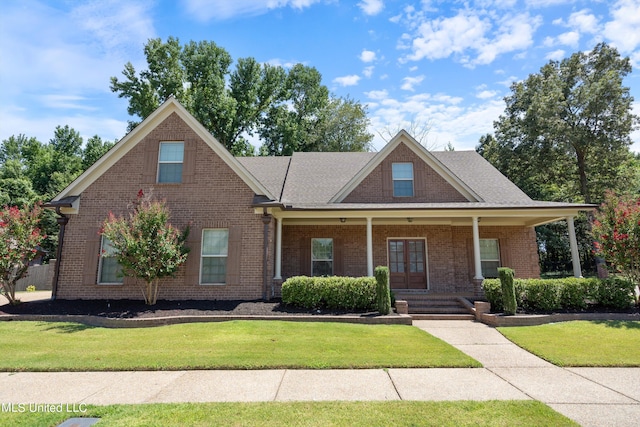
[1, 319, 639, 426]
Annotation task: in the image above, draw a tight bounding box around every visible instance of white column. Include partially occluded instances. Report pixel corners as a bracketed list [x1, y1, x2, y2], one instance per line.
[366, 217, 374, 277]
[274, 217, 282, 280]
[472, 216, 484, 280]
[566, 216, 582, 278]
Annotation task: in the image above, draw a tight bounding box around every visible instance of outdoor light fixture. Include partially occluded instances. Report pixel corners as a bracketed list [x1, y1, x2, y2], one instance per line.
[339, 218, 347, 223]
[407, 217, 413, 223]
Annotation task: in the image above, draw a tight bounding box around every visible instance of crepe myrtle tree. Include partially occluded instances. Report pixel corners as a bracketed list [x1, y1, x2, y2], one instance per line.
[0, 203, 45, 305]
[100, 190, 189, 305]
[591, 191, 640, 305]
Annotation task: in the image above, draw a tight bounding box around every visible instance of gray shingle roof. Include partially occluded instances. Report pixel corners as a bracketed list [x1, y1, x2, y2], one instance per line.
[236, 149, 592, 211]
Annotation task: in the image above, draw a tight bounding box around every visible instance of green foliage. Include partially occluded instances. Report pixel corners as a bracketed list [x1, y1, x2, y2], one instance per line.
[374, 266, 391, 315]
[596, 277, 636, 309]
[100, 191, 189, 305]
[483, 277, 634, 312]
[479, 43, 640, 276]
[25, 285, 36, 292]
[0, 204, 45, 305]
[498, 267, 517, 315]
[111, 37, 372, 156]
[281, 276, 376, 311]
[591, 191, 640, 305]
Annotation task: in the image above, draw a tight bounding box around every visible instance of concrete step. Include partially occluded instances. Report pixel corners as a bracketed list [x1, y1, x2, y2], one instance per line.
[410, 313, 476, 320]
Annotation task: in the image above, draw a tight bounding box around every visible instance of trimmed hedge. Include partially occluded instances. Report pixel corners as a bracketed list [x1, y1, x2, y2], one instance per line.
[281, 276, 377, 310]
[482, 277, 635, 313]
[374, 266, 392, 315]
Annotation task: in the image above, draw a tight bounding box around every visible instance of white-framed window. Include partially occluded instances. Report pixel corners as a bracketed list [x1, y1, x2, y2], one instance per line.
[311, 238, 333, 276]
[99, 236, 123, 284]
[392, 162, 414, 197]
[480, 239, 500, 278]
[158, 141, 184, 183]
[201, 229, 228, 284]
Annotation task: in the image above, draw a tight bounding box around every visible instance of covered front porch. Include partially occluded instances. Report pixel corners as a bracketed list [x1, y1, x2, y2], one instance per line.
[264, 205, 588, 297]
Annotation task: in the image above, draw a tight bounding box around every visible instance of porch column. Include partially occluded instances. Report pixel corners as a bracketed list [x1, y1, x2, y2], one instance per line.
[366, 217, 373, 276]
[472, 216, 484, 280]
[566, 216, 582, 278]
[274, 217, 282, 280]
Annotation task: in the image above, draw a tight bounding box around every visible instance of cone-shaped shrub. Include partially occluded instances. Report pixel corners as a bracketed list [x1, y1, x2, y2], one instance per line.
[374, 266, 391, 315]
[498, 267, 517, 316]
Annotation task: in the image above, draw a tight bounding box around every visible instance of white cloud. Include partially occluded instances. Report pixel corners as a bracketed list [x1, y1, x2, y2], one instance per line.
[604, 0, 640, 53]
[476, 90, 497, 99]
[401, 75, 424, 91]
[363, 66, 375, 78]
[360, 49, 377, 62]
[545, 49, 566, 61]
[401, 8, 541, 67]
[358, 0, 384, 16]
[405, 11, 489, 62]
[182, 0, 322, 21]
[557, 31, 580, 47]
[567, 10, 600, 34]
[366, 89, 389, 100]
[333, 74, 361, 86]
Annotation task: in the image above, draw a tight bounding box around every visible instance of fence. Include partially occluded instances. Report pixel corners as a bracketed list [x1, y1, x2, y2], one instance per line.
[15, 260, 55, 291]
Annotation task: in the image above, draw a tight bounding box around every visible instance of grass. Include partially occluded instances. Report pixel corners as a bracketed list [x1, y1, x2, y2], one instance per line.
[0, 320, 480, 371]
[0, 401, 578, 427]
[498, 320, 640, 367]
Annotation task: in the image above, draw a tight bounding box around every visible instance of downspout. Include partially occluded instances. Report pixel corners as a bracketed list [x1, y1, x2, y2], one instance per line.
[51, 207, 69, 300]
[261, 209, 272, 300]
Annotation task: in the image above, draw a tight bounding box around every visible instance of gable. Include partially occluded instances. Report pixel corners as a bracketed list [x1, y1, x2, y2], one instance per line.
[52, 97, 274, 213]
[341, 141, 470, 203]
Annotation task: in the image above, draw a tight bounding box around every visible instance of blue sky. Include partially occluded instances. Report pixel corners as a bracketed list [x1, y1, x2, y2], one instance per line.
[1, 0, 639, 153]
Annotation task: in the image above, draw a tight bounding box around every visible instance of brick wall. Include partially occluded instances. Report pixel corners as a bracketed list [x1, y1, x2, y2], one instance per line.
[282, 223, 540, 294]
[57, 113, 272, 301]
[342, 142, 468, 203]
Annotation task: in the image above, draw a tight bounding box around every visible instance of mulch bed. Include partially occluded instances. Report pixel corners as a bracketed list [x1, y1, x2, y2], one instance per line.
[0, 298, 379, 319]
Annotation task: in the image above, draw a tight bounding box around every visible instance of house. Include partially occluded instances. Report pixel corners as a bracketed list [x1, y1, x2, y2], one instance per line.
[46, 97, 593, 302]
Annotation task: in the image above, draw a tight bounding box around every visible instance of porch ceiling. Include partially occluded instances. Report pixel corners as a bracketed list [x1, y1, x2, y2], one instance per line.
[260, 205, 593, 228]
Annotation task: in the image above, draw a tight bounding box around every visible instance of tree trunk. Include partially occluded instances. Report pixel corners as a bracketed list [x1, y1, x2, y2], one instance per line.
[575, 148, 590, 204]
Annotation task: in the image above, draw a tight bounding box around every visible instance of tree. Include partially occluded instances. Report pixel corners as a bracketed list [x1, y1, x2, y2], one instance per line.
[479, 43, 639, 274]
[83, 135, 115, 170]
[100, 191, 189, 305]
[0, 204, 45, 305]
[490, 43, 638, 205]
[111, 37, 372, 156]
[591, 192, 640, 305]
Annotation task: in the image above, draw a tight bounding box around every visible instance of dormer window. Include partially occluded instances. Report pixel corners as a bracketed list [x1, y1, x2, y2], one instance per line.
[158, 142, 184, 183]
[392, 162, 414, 197]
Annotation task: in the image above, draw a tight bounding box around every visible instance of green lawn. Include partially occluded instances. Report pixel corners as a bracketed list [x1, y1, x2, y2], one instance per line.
[0, 320, 480, 371]
[0, 401, 577, 427]
[498, 320, 640, 367]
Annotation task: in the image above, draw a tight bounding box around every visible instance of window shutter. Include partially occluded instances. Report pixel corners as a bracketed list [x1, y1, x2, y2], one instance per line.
[382, 161, 393, 199]
[83, 228, 101, 285]
[226, 226, 242, 285]
[182, 139, 197, 184]
[142, 140, 160, 184]
[184, 225, 202, 285]
[333, 238, 344, 276]
[299, 237, 311, 276]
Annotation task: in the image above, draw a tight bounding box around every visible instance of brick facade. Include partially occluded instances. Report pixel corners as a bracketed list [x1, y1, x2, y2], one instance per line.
[282, 223, 539, 295]
[57, 113, 273, 300]
[343, 142, 468, 203]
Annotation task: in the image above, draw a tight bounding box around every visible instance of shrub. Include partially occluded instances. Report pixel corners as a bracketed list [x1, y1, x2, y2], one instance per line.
[281, 276, 376, 310]
[374, 266, 391, 315]
[521, 280, 559, 312]
[596, 277, 635, 309]
[25, 285, 36, 292]
[498, 268, 517, 315]
[482, 277, 635, 312]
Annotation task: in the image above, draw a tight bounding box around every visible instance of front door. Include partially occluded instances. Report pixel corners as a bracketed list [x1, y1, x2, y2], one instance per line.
[388, 239, 427, 289]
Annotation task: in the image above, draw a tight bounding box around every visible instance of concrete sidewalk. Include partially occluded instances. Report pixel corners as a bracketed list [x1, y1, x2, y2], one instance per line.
[0, 319, 638, 426]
